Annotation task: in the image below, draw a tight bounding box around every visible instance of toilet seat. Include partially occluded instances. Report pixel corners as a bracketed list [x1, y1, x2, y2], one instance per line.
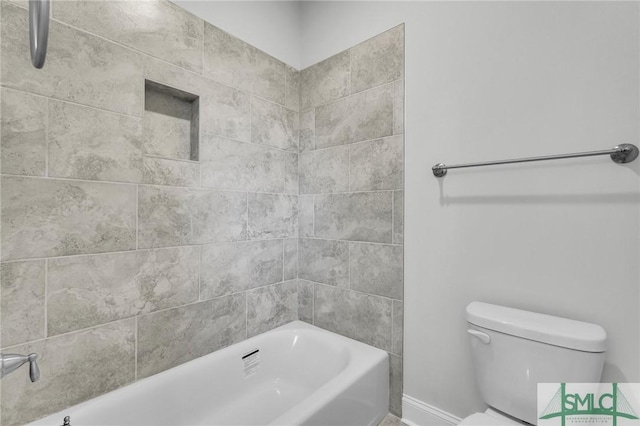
[459, 409, 523, 425]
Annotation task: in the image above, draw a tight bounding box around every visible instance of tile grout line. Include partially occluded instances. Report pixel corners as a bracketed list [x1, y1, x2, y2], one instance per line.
[134, 315, 138, 381]
[0, 235, 398, 265]
[44, 259, 48, 338]
[348, 145, 351, 192]
[245, 192, 249, 241]
[0, 85, 143, 120]
[0, 173, 335, 194]
[1, 236, 307, 264]
[392, 191, 395, 245]
[312, 194, 315, 236]
[198, 245, 202, 301]
[312, 282, 316, 326]
[347, 242, 351, 290]
[297, 133, 402, 156]
[305, 279, 402, 304]
[45, 98, 49, 177]
[136, 185, 139, 250]
[306, 79, 396, 113]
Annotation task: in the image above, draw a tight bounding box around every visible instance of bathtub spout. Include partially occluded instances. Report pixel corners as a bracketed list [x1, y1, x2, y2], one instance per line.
[0, 353, 40, 382]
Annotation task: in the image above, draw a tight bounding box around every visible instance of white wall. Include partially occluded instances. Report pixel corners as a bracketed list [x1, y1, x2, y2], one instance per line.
[302, 0, 639, 421]
[172, 0, 302, 69]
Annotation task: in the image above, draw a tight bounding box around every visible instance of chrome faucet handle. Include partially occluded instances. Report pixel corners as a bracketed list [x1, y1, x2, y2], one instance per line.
[28, 353, 40, 382]
[0, 352, 40, 382]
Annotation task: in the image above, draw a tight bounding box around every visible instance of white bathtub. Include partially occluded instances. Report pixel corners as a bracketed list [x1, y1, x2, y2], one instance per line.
[29, 321, 389, 426]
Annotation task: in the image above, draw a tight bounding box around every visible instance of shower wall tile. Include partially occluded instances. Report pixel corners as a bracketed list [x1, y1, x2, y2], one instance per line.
[52, 0, 203, 73]
[298, 195, 314, 238]
[299, 146, 349, 194]
[349, 135, 403, 191]
[48, 100, 144, 183]
[298, 238, 348, 287]
[47, 247, 200, 336]
[136, 293, 246, 379]
[200, 134, 285, 193]
[350, 25, 404, 94]
[284, 152, 299, 195]
[285, 65, 300, 111]
[0, 320, 136, 426]
[392, 300, 403, 356]
[314, 284, 392, 352]
[203, 23, 286, 105]
[393, 191, 404, 245]
[144, 56, 205, 96]
[0, 3, 405, 421]
[251, 96, 299, 152]
[393, 80, 404, 135]
[1, 176, 137, 261]
[137, 185, 247, 248]
[297, 280, 314, 324]
[247, 193, 298, 239]
[389, 354, 403, 416]
[0, 260, 45, 348]
[1, 3, 143, 116]
[299, 109, 315, 153]
[201, 83, 251, 143]
[200, 240, 283, 300]
[315, 83, 393, 149]
[0, 88, 46, 176]
[350, 243, 403, 300]
[247, 280, 298, 337]
[300, 51, 351, 110]
[284, 238, 298, 281]
[142, 157, 200, 187]
[145, 56, 251, 144]
[314, 192, 393, 243]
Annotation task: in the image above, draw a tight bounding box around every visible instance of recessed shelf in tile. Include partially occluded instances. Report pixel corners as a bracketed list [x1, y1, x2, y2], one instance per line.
[143, 80, 199, 161]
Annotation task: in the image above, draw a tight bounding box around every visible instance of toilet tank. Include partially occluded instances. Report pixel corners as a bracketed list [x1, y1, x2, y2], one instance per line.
[466, 302, 607, 425]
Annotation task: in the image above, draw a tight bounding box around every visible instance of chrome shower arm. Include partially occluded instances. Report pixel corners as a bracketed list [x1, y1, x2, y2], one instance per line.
[29, 0, 50, 69]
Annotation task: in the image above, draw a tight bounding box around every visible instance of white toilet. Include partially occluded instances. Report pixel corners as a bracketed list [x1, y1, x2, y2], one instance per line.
[459, 302, 607, 425]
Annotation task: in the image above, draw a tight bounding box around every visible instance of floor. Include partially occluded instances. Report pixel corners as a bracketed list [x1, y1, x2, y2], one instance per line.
[378, 413, 409, 426]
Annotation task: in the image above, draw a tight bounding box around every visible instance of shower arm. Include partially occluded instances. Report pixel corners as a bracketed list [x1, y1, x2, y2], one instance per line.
[29, 0, 50, 69]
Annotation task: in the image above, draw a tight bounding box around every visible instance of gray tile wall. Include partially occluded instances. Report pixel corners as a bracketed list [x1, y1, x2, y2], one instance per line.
[297, 24, 405, 417]
[0, 1, 300, 424]
[0, 2, 404, 422]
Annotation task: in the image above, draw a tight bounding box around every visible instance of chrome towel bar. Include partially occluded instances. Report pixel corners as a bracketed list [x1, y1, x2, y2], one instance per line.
[432, 143, 639, 178]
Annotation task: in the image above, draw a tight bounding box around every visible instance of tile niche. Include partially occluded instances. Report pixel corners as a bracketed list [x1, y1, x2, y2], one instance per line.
[143, 80, 200, 162]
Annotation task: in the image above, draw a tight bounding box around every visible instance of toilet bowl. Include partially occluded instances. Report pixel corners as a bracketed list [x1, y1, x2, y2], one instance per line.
[459, 302, 607, 425]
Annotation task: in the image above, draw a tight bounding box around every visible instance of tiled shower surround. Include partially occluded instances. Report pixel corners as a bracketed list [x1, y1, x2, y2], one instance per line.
[0, 1, 404, 424]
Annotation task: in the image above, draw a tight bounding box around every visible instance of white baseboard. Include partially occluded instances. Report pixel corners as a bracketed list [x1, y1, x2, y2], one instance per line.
[401, 394, 462, 426]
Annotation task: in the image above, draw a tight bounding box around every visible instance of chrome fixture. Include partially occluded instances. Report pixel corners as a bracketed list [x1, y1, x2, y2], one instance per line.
[1, 353, 40, 382]
[29, 0, 50, 69]
[432, 143, 639, 177]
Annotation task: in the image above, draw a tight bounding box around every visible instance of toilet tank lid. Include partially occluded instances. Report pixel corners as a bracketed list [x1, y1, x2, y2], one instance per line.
[466, 302, 607, 353]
